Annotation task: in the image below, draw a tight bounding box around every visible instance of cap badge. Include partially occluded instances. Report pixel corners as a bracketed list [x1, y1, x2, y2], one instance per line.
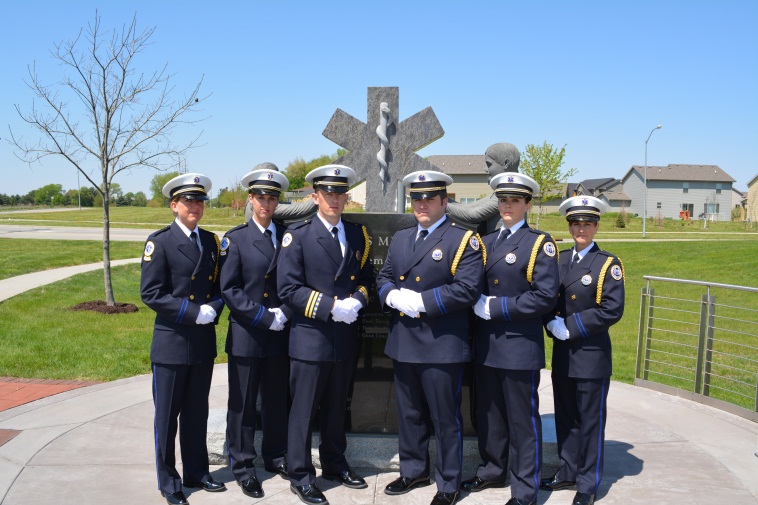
[432, 249, 443, 261]
[507, 176, 515, 183]
[193, 176, 200, 183]
[267, 173, 274, 180]
[334, 168, 341, 176]
[582, 274, 592, 286]
[419, 174, 426, 181]
[505, 253, 516, 264]
[581, 198, 589, 205]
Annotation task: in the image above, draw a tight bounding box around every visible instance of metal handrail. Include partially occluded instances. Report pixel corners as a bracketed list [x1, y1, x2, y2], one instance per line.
[642, 276, 758, 293]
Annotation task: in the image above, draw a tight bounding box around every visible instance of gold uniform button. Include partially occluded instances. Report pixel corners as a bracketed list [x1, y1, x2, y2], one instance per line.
[399, 312, 405, 317]
[206, 294, 211, 299]
[400, 276, 405, 281]
[556, 311, 562, 316]
[189, 295, 195, 300]
[263, 293, 269, 298]
[350, 275, 355, 280]
[334, 295, 339, 300]
[191, 276, 196, 281]
[208, 276, 213, 281]
[494, 279, 499, 285]
[571, 294, 577, 300]
[415, 276, 420, 282]
[264, 274, 269, 279]
[334, 277, 338, 281]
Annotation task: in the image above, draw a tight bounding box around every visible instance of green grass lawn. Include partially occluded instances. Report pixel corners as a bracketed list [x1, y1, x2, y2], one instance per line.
[1, 236, 756, 389]
[0, 238, 144, 280]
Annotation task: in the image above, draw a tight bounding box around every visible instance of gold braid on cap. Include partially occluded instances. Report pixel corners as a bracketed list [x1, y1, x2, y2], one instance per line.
[526, 234, 546, 284]
[361, 226, 370, 269]
[213, 233, 221, 283]
[476, 233, 487, 267]
[451, 230, 474, 276]
[596, 256, 615, 305]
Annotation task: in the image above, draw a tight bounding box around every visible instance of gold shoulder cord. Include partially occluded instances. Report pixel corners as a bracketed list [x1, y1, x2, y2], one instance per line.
[213, 234, 221, 283]
[476, 233, 487, 267]
[361, 225, 370, 269]
[596, 256, 615, 305]
[526, 234, 546, 284]
[451, 230, 474, 276]
[618, 257, 626, 286]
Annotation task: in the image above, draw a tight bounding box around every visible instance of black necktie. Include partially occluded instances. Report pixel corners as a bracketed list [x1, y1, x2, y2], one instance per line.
[570, 253, 580, 270]
[331, 226, 343, 257]
[189, 231, 200, 251]
[263, 229, 275, 252]
[493, 228, 510, 251]
[414, 229, 429, 251]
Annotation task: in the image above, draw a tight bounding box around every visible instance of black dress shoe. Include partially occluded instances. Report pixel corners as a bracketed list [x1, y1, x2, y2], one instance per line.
[321, 468, 367, 489]
[384, 475, 432, 495]
[183, 477, 227, 492]
[264, 462, 288, 479]
[572, 491, 595, 505]
[505, 498, 536, 505]
[290, 484, 328, 505]
[161, 491, 189, 505]
[460, 476, 506, 492]
[431, 491, 460, 505]
[239, 477, 263, 498]
[540, 474, 576, 491]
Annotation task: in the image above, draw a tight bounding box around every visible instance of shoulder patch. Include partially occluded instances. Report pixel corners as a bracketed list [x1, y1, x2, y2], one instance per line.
[282, 232, 293, 248]
[610, 264, 623, 281]
[543, 241, 556, 257]
[143, 240, 155, 261]
[469, 235, 480, 250]
[220, 237, 231, 256]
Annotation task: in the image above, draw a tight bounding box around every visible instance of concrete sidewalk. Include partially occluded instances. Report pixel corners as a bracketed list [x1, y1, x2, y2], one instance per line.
[0, 366, 756, 505]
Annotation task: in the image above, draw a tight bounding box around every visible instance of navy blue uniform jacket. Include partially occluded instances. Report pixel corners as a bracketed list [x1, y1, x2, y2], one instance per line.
[547, 243, 625, 378]
[376, 219, 484, 364]
[219, 220, 292, 358]
[140, 223, 224, 365]
[477, 226, 560, 370]
[277, 218, 373, 362]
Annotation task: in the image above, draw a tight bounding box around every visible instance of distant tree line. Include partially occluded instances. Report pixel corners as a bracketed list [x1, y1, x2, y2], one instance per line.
[0, 183, 147, 207]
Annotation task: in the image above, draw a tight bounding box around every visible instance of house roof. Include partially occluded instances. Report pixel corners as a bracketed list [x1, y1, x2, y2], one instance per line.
[426, 155, 488, 175]
[600, 190, 631, 201]
[625, 164, 735, 183]
[749, 173, 758, 187]
[578, 178, 617, 191]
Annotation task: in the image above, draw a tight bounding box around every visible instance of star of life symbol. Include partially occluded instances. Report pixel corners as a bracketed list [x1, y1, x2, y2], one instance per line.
[419, 174, 426, 181]
[582, 198, 589, 205]
[267, 173, 274, 180]
[193, 176, 200, 183]
[508, 176, 515, 183]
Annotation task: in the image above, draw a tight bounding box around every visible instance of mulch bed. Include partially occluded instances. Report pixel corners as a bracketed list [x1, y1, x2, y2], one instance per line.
[70, 300, 138, 314]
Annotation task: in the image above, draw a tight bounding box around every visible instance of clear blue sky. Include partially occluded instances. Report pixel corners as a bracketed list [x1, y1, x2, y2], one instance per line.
[2, 0, 757, 197]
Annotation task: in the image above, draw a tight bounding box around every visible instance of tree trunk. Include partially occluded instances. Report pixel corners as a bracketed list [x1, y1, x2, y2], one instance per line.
[102, 195, 115, 306]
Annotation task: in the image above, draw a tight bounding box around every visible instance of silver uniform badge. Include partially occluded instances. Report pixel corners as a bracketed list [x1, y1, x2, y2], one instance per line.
[432, 249, 443, 261]
[505, 253, 516, 264]
[582, 274, 592, 286]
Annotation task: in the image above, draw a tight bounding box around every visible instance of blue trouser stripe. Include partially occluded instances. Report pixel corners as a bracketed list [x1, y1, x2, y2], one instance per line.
[594, 377, 608, 494]
[529, 369, 540, 502]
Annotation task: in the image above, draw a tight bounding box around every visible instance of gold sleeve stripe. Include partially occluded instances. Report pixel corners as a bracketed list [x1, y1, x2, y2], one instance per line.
[451, 230, 474, 276]
[357, 285, 369, 301]
[476, 233, 487, 267]
[526, 234, 546, 284]
[361, 226, 370, 269]
[305, 290, 321, 318]
[596, 256, 615, 305]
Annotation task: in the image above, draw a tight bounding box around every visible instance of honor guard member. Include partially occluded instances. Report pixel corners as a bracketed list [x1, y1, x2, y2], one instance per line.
[540, 196, 625, 505]
[277, 164, 373, 505]
[376, 171, 484, 505]
[464, 172, 560, 505]
[141, 173, 226, 505]
[219, 168, 292, 499]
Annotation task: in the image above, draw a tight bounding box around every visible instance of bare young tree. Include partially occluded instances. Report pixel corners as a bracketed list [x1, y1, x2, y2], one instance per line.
[520, 142, 578, 228]
[9, 12, 205, 306]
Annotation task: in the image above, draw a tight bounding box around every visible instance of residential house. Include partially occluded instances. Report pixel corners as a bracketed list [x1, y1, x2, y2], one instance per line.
[748, 174, 758, 222]
[621, 164, 735, 220]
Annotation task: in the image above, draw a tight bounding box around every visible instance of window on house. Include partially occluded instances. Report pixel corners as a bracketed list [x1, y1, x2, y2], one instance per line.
[716, 183, 722, 194]
[683, 182, 689, 194]
[656, 202, 662, 209]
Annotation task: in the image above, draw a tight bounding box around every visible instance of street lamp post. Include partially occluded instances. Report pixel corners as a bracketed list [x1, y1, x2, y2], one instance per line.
[642, 124, 662, 238]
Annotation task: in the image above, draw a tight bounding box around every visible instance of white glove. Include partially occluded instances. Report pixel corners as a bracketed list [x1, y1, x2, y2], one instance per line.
[387, 289, 419, 318]
[342, 297, 363, 312]
[268, 308, 286, 331]
[399, 288, 425, 313]
[547, 316, 570, 340]
[331, 299, 358, 324]
[473, 294, 493, 320]
[195, 304, 216, 325]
